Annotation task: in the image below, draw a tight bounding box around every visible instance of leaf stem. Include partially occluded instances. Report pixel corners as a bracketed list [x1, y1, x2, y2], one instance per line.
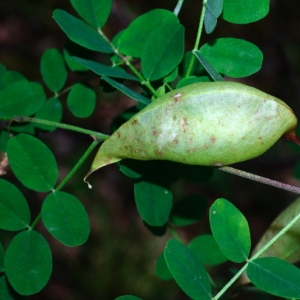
[97, 29, 158, 97]
[10, 116, 109, 141]
[185, 0, 207, 77]
[250, 210, 300, 261]
[218, 166, 300, 194]
[212, 263, 249, 300]
[174, 0, 185, 16]
[56, 139, 100, 191]
[168, 223, 184, 243]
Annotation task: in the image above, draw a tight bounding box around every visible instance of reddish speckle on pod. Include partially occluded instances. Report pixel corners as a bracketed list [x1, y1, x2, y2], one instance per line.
[84, 81, 298, 181]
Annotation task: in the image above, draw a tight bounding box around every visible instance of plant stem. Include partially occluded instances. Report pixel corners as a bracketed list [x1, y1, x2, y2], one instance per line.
[212, 263, 249, 300]
[97, 29, 158, 97]
[174, 0, 185, 16]
[218, 166, 300, 194]
[168, 223, 184, 243]
[250, 210, 300, 260]
[56, 139, 100, 191]
[11, 116, 109, 141]
[185, 0, 207, 77]
[30, 140, 100, 230]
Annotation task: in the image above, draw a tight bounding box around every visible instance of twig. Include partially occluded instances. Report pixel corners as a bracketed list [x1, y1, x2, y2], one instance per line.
[218, 166, 300, 194]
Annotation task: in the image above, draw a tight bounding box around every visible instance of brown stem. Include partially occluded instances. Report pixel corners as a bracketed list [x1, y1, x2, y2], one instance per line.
[218, 166, 300, 194]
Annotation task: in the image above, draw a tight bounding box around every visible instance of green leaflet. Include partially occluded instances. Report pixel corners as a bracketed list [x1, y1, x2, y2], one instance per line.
[85, 82, 297, 179]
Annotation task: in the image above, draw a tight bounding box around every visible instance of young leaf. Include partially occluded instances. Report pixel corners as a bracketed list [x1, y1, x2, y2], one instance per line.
[4, 230, 52, 295]
[0, 179, 30, 231]
[3, 71, 27, 87]
[199, 38, 263, 77]
[7, 134, 58, 192]
[141, 23, 184, 81]
[206, 0, 223, 18]
[193, 52, 224, 81]
[42, 191, 90, 246]
[222, 0, 269, 24]
[85, 82, 297, 178]
[40, 48, 67, 93]
[118, 9, 181, 58]
[53, 9, 113, 53]
[34, 97, 63, 131]
[247, 257, 300, 299]
[72, 57, 138, 81]
[170, 195, 208, 226]
[67, 83, 96, 118]
[164, 239, 212, 300]
[210, 198, 251, 262]
[102, 76, 151, 105]
[204, 9, 217, 34]
[70, 0, 113, 29]
[251, 198, 300, 264]
[188, 234, 227, 266]
[134, 180, 172, 227]
[155, 251, 173, 280]
[0, 81, 45, 118]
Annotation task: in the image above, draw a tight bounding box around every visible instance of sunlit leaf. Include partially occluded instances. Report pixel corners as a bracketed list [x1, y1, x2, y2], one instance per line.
[71, 0, 113, 29]
[118, 9, 180, 58]
[199, 38, 263, 77]
[141, 23, 184, 81]
[210, 198, 251, 262]
[222, 0, 269, 24]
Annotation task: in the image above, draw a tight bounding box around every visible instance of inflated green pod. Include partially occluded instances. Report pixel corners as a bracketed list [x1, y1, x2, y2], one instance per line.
[86, 82, 298, 179]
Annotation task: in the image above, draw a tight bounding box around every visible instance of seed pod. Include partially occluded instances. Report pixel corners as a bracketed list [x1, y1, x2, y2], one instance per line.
[85, 82, 298, 179]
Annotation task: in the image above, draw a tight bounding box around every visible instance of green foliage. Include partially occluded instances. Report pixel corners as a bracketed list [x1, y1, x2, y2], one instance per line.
[2, 0, 300, 299]
[67, 83, 96, 118]
[40, 48, 67, 92]
[42, 191, 90, 246]
[164, 239, 212, 299]
[0, 179, 30, 231]
[7, 134, 58, 192]
[210, 198, 251, 263]
[134, 180, 172, 226]
[4, 230, 52, 295]
[0, 81, 45, 118]
[247, 257, 300, 298]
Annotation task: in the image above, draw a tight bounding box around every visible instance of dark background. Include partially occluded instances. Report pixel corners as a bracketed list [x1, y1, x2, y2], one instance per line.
[1, 0, 300, 299]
